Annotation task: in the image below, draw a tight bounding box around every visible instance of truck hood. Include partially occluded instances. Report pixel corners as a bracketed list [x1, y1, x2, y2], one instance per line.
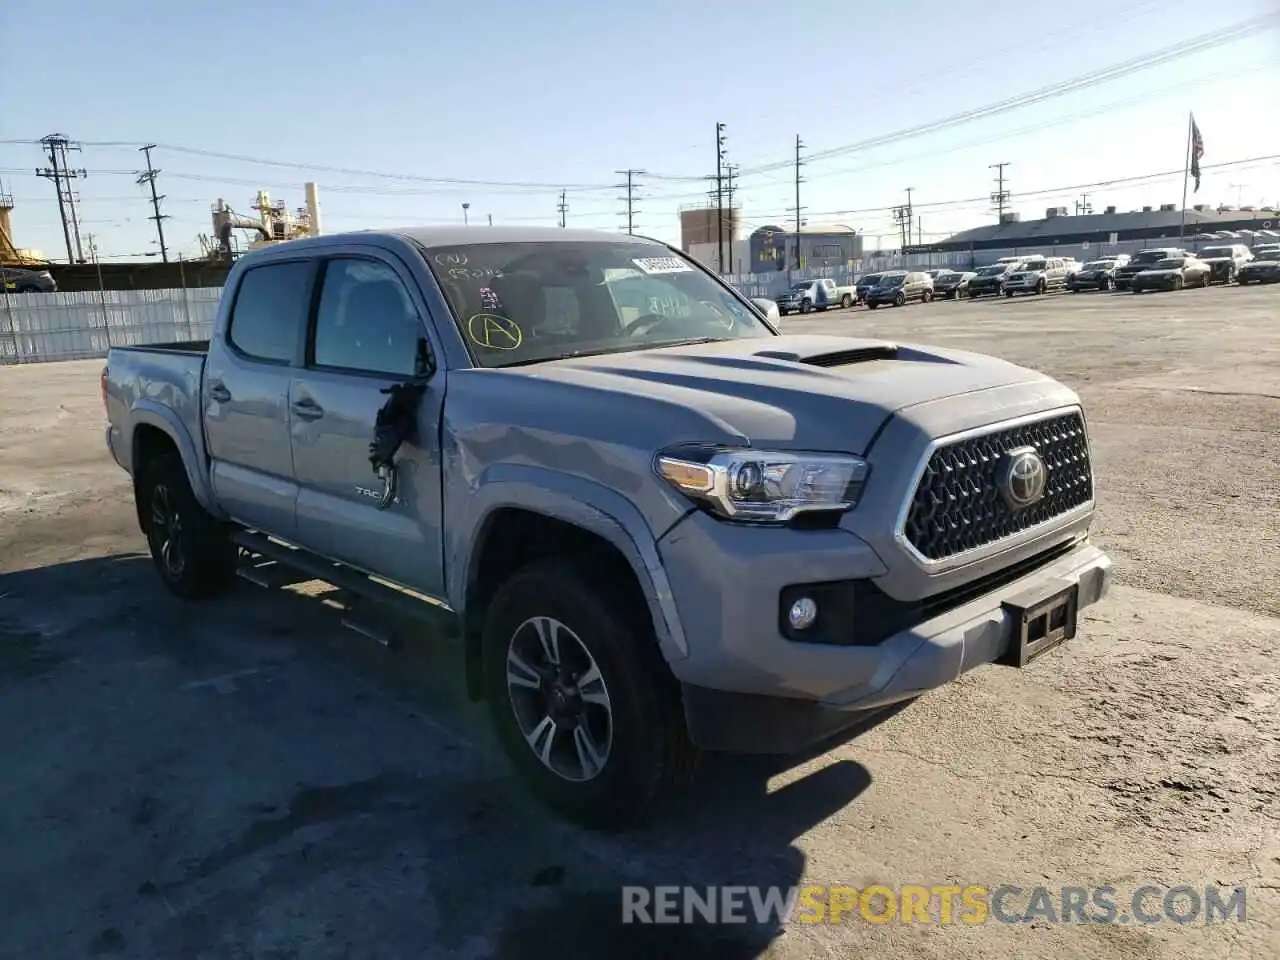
[493, 334, 1052, 453]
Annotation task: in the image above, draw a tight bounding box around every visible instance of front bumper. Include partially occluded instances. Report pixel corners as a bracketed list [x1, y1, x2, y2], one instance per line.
[1239, 267, 1280, 283]
[658, 509, 1111, 750]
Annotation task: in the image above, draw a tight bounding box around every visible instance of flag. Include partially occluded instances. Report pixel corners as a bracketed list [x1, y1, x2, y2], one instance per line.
[1190, 115, 1204, 192]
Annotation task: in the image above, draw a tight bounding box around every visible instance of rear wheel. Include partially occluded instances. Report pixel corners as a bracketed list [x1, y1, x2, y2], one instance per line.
[840, 294, 853, 308]
[482, 559, 697, 830]
[921, 290, 933, 303]
[867, 301, 879, 310]
[1173, 276, 1184, 291]
[138, 451, 237, 599]
[800, 299, 812, 314]
[1036, 279, 1046, 295]
[893, 292, 905, 307]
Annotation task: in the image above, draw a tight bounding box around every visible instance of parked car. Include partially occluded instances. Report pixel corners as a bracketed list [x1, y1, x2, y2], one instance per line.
[774, 278, 855, 315]
[1237, 247, 1280, 284]
[1067, 260, 1122, 292]
[0, 265, 57, 294]
[1195, 244, 1253, 284]
[995, 255, 1031, 265]
[1003, 256, 1072, 296]
[853, 273, 884, 304]
[1113, 248, 1188, 289]
[1060, 258, 1084, 276]
[864, 270, 934, 308]
[1095, 254, 1130, 266]
[967, 263, 1019, 298]
[101, 226, 1110, 829]
[931, 269, 976, 299]
[1130, 255, 1211, 293]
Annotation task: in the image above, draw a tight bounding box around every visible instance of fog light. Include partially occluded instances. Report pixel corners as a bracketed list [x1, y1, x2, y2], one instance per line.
[787, 597, 818, 631]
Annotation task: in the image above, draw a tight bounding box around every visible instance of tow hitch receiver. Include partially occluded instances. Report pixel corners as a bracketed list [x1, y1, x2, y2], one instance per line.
[1002, 581, 1079, 668]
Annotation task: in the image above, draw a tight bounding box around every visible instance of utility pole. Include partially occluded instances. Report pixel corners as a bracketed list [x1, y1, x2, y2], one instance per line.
[792, 135, 805, 272]
[725, 163, 739, 271]
[488, 213, 493, 227]
[616, 168, 645, 235]
[715, 122, 727, 274]
[990, 162, 1010, 221]
[137, 144, 170, 263]
[916, 215, 922, 246]
[557, 190, 568, 228]
[36, 134, 87, 263]
[1074, 193, 1093, 216]
[893, 188, 915, 250]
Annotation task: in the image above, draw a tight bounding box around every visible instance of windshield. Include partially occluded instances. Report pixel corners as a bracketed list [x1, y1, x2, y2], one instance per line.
[1198, 247, 1233, 258]
[1134, 250, 1174, 264]
[1021, 260, 1047, 271]
[976, 265, 1008, 276]
[1083, 261, 1112, 270]
[1152, 259, 1184, 270]
[878, 273, 906, 287]
[789, 282, 812, 291]
[1254, 248, 1280, 260]
[424, 242, 773, 368]
[858, 274, 882, 285]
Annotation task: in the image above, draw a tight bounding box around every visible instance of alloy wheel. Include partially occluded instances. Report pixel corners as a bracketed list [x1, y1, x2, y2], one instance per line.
[149, 484, 186, 580]
[505, 616, 613, 783]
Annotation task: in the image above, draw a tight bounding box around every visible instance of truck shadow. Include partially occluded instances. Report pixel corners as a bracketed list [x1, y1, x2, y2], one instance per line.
[1, 552, 906, 959]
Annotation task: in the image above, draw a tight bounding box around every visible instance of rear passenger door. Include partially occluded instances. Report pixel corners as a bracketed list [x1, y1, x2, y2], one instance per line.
[204, 258, 317, 540]
[289, 253, 447, 597]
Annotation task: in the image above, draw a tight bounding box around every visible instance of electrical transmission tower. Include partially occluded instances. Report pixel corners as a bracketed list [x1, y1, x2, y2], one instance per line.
[789, 135, 806, 272]
[990, 162, 1011, 221]
[557, 190, 568, 228]
[616, 169, 645, 235]
[893, 187, 914, 249]
[714, 122, 728, 274]
[36, 134, 87, 263]
[137, 144, 170, 263]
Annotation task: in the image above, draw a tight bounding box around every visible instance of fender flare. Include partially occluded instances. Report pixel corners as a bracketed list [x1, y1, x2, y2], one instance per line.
[127, 401, 223, 517]
[448, 464, 689, 663]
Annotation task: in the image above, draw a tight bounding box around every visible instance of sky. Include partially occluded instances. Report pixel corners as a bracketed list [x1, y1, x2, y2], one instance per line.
[2, 0, 1278, 263]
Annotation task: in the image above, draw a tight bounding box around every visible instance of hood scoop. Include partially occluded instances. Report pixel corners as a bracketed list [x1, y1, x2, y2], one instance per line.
[753, 344, 900, 368]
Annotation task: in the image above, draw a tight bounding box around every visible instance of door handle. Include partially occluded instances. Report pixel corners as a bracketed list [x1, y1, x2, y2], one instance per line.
[208, 383, 231, 403]
[291, 398, 325, 421]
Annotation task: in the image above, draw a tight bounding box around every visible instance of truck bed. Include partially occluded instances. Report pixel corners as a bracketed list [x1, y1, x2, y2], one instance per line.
[104, 342, 209, 481]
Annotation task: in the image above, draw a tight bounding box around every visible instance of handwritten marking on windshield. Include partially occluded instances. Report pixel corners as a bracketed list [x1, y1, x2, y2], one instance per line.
[467, 313, 523, 350]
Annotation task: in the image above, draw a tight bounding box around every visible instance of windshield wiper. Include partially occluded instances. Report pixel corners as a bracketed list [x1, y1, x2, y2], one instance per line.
[492, 338, 727, 369]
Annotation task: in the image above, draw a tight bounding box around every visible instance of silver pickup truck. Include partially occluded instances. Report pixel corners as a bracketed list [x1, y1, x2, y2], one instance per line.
[103, 226, 1111, 829]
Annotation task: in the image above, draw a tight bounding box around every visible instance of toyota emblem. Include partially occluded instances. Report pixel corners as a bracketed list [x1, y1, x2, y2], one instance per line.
[1000, 446, 1048, 510]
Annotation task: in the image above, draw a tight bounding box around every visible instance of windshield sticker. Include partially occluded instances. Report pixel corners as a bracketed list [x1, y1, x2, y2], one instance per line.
[467, 313, 523, 351]
[632, 257, 693, 275]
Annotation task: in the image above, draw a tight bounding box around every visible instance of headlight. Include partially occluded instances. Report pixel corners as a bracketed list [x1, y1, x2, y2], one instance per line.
[655, 445, 869, 522]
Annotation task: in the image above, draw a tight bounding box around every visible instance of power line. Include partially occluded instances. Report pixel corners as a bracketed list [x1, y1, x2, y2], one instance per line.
[729, 15, 1277, 178]
[137, 144, 169, 263]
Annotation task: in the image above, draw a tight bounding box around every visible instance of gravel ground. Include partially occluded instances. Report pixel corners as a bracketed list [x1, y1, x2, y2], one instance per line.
[0, 283, 1276, 959]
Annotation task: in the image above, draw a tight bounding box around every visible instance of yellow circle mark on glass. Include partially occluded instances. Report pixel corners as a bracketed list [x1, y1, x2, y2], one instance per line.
[468, 313, 523, 350]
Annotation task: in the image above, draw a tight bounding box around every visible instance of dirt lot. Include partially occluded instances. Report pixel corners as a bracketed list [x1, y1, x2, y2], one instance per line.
[1, 284, 1277, 959]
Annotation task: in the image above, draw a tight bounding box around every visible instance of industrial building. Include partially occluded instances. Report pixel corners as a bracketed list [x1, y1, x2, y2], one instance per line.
[919, 203, 1280, 256]
[682, 208, 865, 276]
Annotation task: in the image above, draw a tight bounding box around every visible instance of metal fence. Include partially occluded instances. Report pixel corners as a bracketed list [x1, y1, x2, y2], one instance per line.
[1, 288, 221, 364]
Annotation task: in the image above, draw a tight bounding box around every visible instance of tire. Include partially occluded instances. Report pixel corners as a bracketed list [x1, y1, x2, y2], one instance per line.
[922, 290, 933, 303]
[893, 292, 905, 307]
[840, 294, 852, 308]
[1132, 288, 1141, 294]
[1036, 279, 1046, 295]
[1173, 276, 1184, 291]
[1004, 290, 1014, 298]
[800, 299, 812, 314]
[138, 451, 237, 599]
[482, 559, 697, 830]
[867, 301, 879, 310]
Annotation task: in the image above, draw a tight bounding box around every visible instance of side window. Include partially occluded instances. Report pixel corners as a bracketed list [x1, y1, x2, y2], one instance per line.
[313, 259, 425, 377]
[227, 261, 313, 363]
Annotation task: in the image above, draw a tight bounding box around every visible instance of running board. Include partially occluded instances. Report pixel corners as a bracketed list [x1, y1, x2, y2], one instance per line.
[232, 530, 448, 648]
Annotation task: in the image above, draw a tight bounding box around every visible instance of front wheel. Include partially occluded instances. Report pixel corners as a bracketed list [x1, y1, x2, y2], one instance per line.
[1036, 280, 1046, 295]
[893, 292, 905, 307]
[138, 451, 237, 599]
[800, 299, 812, 314]
[1173, 276, 1184, 291]
[867, 301, 879, 310]
[840, 294, 853, 308]
[1004, 290, 1014, 298]
[921, 290, 933, 303]
[482, 560, 697, 830]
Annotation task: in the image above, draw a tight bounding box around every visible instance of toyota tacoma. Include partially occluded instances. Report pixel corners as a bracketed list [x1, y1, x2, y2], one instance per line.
[102, 227, 1111, 829]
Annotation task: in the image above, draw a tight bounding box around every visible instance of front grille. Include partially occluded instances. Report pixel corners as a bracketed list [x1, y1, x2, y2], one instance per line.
[902, 411, 1093, 561]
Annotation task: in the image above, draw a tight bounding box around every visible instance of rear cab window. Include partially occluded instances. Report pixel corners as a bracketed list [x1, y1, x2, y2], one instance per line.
[226, 261, 314, 363]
